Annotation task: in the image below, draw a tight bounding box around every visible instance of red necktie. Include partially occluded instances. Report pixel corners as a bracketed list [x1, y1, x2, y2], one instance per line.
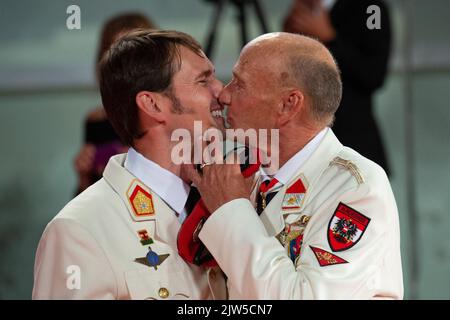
[177, 151, 262, 267]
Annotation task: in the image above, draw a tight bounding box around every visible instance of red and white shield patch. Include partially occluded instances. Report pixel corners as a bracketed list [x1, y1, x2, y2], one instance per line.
[327, 203, 370, 252]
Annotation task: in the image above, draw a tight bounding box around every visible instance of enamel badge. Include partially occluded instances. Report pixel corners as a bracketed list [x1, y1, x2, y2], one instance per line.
[287, 233, 304, 263]
[327, 203, 370, 252]
[127, 181, 155, 218]
[277, 215, 310, 264]
[134, 247, 169, 270]
[137, 229, 154, 246]
[310, 246, 348, 267]
[282, 178, 307, 211]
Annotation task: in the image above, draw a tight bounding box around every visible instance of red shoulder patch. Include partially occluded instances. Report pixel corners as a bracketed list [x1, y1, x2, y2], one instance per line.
[327, 203, 370, 252]
[310, 246, 348, 267]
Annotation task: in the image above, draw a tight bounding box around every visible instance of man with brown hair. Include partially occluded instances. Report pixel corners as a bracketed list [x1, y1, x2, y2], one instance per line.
[33, 30, 226, 299]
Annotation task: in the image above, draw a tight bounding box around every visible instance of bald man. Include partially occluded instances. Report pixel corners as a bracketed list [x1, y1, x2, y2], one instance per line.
[183, 33, 403, 299]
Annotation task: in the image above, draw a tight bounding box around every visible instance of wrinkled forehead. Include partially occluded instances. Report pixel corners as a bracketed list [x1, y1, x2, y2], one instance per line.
[240, 40, 274, 61]
[234, 43, 282, 76]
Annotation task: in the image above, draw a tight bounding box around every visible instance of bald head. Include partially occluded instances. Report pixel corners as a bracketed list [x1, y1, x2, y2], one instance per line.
[243, 32, 342, 126]
[246, 32, 334, 63]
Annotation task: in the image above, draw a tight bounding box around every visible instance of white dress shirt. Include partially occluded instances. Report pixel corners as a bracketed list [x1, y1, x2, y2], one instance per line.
[260, 127, 329, 189]
[124, 148, 190, 223]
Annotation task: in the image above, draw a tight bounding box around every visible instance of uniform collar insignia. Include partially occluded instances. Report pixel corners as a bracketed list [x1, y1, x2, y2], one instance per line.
[127, 179, 156, 221]
[282, 176, 308, 211]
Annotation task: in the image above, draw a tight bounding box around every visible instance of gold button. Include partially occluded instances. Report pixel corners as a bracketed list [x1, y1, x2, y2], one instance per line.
[158, 287, 169, 299]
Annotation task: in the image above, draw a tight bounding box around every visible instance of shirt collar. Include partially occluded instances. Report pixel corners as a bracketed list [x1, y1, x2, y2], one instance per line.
[261, 127, 329, 185]
[124, 148, 190, 216]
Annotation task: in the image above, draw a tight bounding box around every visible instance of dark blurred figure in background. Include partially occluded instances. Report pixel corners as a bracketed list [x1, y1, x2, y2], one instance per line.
[74, 13, 155, 193]
[283, 0, 392, 175]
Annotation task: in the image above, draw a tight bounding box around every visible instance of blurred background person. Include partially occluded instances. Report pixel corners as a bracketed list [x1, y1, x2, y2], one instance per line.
[283, 0, 392, 174]
[74, 12, 155, 194]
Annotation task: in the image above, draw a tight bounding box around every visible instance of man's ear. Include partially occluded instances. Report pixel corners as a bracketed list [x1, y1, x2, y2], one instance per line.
[135, 91, 166, 123]
[277, 89, 304, 126]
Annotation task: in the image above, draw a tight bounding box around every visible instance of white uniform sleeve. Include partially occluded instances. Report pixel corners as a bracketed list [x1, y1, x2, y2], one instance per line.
[199, 182, 403, 299]
[32, 218, 117, 299]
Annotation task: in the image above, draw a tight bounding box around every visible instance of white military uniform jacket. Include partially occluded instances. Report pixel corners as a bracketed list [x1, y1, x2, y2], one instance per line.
[199, 129, 403, 299]
[33, 154, 225, 300]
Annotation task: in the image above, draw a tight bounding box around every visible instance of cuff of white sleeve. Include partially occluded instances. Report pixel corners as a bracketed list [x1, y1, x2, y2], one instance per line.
[199, 198, 265, 251]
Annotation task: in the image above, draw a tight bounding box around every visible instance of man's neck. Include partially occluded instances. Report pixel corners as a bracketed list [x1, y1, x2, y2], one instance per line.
[134, 136, 181, 177]
[277, 124, 324, 168]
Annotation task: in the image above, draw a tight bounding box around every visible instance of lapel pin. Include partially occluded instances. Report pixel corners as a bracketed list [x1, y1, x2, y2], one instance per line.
[137, 229, 154, 246]
[134, 247, 169, 270]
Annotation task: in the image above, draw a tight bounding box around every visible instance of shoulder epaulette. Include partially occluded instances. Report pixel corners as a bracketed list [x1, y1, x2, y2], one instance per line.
[329, 157, 365, 185]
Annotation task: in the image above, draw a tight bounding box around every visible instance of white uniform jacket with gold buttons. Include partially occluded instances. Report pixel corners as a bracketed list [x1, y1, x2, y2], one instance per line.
[33, 154, 225, 300]
[199, 129, 403, 299]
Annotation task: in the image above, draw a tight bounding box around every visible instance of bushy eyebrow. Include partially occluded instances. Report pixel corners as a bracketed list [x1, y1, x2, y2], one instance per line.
[195, 68, 214, 80]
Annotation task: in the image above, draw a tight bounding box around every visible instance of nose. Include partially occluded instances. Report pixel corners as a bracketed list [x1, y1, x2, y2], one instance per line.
[211, 78, 223, 98]
[218, 82, 231, 106]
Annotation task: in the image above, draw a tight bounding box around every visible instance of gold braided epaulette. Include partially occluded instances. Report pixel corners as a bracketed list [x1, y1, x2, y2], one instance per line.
[329, 157, 365, 185]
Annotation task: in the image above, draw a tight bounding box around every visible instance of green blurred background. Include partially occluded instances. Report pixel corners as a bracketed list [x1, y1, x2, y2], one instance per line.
[0, 0, 449, 299]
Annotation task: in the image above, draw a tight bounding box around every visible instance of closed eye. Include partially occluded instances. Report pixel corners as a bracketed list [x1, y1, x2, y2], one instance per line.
[195, 68, 214, 83]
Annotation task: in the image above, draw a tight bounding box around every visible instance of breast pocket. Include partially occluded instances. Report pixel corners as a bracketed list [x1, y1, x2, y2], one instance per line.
[125, 264, 192, 300]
